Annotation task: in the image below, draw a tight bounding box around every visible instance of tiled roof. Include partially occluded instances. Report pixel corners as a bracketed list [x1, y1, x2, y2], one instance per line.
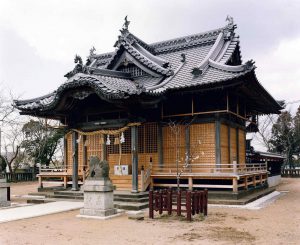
[106, 33, 173, 76]
[14, 73, 141, 111]
[14, 18, 278, 113]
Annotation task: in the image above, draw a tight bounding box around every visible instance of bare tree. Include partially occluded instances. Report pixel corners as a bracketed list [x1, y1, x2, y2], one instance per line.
[251, 115, 278, 151]
[1, 123, 26, 175]
[168, 118, 199, 190]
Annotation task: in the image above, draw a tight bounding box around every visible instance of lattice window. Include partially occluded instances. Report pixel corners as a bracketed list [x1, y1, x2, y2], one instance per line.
[190, 123, 215, 165]
[119, 64, 146, 77]
[138, 123, 158, 153]
[86, 134, 103, 162]
[107, 128, 131, 154]
[162, 125, 185, 166]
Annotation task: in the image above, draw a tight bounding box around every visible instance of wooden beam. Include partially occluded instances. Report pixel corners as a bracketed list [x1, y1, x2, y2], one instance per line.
[72, 131, 79, 191]
[131, 126, 139, 193]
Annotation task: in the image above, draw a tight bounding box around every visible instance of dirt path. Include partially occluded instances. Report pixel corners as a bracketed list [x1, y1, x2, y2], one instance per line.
[0, 178, 299, 245]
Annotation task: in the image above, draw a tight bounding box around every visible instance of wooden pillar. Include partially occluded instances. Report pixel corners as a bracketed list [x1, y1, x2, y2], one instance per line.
[233, 178, 238, 193]
[185, 125, 191, 172]
[63, 136, 68, 169]
[102, 134, 107, 161]
[63, 176, 67, 189]
[83, 135, 87, 167]
[245, 177, 248, 190]
[72, 131, 79, 191]
[157, 123, 163, 168]
[131, 126, 139, 193]
[188, 177, 193, 190]
[215, 115, 221, 168]
[227, 125, 231, 165]
[38, 176, 43, 188]
[236, 128, 239, 164]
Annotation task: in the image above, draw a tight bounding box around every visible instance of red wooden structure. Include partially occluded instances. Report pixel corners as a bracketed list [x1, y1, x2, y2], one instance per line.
[149, 189, 208, 221]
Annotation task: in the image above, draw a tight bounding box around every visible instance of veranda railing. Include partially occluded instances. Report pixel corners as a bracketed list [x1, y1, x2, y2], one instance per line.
[151, 162, 267, 175]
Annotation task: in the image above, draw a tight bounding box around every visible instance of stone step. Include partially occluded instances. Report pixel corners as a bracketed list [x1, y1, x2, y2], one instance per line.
[28, 192, 48, 197]
[46, 194, 84, 200]
[114, 201, 148, 211]
[113, 197, 148, 203]
[54, 191, 83, 196]
[27, 199, 54, 204]
[114, 191, 149, 199]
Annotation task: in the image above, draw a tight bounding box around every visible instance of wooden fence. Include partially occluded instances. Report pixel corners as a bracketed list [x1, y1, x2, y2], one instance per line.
[149, 189, 208, 221]
[5, 172, 36, 182]
[281, 169, 300, 178]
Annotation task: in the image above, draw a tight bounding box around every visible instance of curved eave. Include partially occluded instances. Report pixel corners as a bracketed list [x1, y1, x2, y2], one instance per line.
[14, 73, 139, 113]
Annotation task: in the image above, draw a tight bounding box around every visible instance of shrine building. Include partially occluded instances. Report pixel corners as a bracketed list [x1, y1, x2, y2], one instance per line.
[14, 17, 282, 193]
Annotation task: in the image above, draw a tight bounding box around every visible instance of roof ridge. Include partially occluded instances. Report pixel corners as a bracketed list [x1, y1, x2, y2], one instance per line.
[149, 26, 226, 48]
[147, 55, 186, 91]
[208, 59, 256, 72]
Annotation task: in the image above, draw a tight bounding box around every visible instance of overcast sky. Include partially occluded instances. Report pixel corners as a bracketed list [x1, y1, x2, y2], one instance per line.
[1, 0, 300, 151]
[1, 0, 300, 105]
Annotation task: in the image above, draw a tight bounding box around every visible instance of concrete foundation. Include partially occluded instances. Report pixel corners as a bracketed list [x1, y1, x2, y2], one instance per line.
[0, 178, 10, 207]
[79, 178, 117, 218]
[268, 175, 281, 187]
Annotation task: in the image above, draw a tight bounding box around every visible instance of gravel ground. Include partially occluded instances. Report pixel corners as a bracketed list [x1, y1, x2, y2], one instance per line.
[0, 178, 299, 245]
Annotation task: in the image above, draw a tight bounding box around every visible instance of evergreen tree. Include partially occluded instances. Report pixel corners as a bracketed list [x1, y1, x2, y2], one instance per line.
[269, 106, 300, 168]
[21, 120, 65, 166]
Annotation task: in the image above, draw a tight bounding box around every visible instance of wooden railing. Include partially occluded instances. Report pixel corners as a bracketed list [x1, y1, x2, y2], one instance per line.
[40, 167, 67, 173]
[151, 163, 267, 176]
[281, 168, 300, 177]
[149, 189, 208, 221]
[141, 165, 152, 191]
[5, 172, 36, 182]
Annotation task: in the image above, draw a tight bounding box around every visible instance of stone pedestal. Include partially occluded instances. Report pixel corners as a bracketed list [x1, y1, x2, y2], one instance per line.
[0, 178, 10, 207]
[79, 178, 117, 218]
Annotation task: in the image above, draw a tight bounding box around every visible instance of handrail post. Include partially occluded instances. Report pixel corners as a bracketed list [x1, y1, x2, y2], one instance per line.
[149, 190, 154, 219]
[204, 189, 208, 216]
[141, 169, 145, 191]
[233, 160, 237, 174]
[186, 191, 192, 221]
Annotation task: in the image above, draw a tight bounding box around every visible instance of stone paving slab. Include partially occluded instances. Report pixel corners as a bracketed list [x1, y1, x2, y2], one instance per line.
[209, 191, 283, 210]
[0, 201, 83, 224]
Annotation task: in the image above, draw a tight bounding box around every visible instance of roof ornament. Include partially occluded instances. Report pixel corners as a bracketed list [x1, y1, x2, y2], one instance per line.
[244, 59, 256, 70]
[223, 15, 236, 40]
[115, 16, 131, 47]
[120, 15, 130, 35]
[181, 54, 186, 63]
[226, 15, 234, 26]
[123, 16, 130, 31]
[89, 46, 96, 57]
[191, 67, 202, 77]
[64, 54, 90, 79]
